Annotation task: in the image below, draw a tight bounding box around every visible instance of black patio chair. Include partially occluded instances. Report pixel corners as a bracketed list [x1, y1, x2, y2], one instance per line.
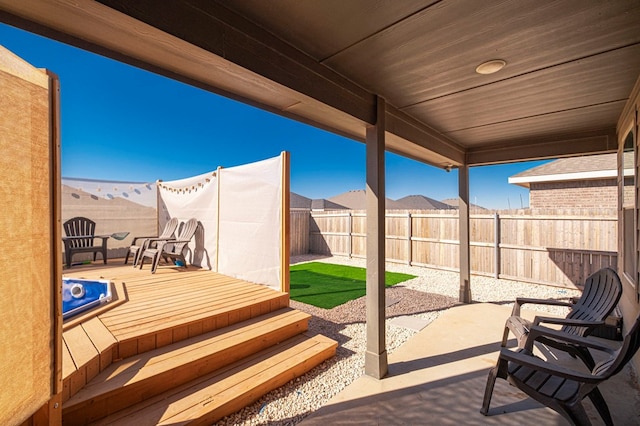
[501, 267, 622, 369]
[481, 312, 640, 425]
[62, 216, 109, 268]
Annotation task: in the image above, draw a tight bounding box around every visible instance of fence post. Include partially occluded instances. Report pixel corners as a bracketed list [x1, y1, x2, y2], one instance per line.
[348, 211, 353, 258]
[494, 212, 500, 279]
[407, 212, 412, 265]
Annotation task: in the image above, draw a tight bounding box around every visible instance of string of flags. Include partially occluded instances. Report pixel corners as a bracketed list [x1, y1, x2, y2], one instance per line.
[63, 178, 156, 205]
[157, 171, 217, 194]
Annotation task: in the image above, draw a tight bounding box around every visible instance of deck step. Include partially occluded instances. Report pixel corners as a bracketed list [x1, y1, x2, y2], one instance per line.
[63, 308, 312, 425]
[91, 333, 337, 426]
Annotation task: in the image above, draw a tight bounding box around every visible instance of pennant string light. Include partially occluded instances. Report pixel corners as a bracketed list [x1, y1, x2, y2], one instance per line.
[64, 179, 154, 201]
[158, 170, 217, 194]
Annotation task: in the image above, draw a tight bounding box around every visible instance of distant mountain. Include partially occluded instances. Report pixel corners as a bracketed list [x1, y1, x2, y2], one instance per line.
[394, 195, 454, 210]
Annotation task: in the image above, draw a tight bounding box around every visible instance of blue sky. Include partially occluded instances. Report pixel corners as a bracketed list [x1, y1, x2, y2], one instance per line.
[1, 23, 549, 210]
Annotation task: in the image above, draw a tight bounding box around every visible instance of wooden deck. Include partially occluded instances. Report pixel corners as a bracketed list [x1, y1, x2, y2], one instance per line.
[61, 261, 337, 424]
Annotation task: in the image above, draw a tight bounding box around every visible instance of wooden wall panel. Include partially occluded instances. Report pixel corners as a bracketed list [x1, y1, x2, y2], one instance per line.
[0, 47, 57, 425]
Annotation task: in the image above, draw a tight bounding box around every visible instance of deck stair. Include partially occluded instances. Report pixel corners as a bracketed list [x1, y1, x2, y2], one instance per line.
[63, 307, 337, 425]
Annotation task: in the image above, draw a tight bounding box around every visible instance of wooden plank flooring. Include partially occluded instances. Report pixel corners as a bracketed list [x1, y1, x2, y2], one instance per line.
[91, 333, 337, 426]
[62, 261, 289, 401]
[63, 309, 312, 424]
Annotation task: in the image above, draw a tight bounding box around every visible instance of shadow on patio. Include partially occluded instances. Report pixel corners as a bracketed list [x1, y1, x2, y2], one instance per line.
[300, 303, 640, 426]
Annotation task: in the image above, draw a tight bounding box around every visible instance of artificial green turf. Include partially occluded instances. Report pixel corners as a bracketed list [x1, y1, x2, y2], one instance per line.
[289, 262, 416, 309]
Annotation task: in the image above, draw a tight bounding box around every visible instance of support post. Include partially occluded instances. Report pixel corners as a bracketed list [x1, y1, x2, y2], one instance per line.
[215, 166, 222, 272]
[636, 108, 640, 303]
[347, 211, 353, 258]
[458, 165, 472, 303]
[365, 96, 387, 379]
[281, 151, 290, 293]
[494, 213, 500, 279]
[407, 212, 412, 265]
[48, 70, 63, 426]
[156, 180, 162, 236]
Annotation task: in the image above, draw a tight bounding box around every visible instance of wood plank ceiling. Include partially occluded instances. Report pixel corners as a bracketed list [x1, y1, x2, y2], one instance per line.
[1, 0, 640, 168]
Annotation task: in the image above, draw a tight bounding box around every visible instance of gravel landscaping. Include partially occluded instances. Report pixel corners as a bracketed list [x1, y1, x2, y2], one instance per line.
[218, 254, 582, 426]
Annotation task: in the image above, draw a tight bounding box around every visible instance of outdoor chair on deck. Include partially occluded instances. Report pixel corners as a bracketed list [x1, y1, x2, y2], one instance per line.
[62, 216, 109, 268]
[138, 218, 198, 273]
[481, 312, 640, 425]
[501, 267, 622, 369]
[124, 217, 179, 266]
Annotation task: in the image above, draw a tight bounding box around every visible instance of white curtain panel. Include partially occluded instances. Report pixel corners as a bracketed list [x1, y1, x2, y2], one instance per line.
[157, 154, 282, 290]
[218, 155, 282, 290]
[157, 170, 218, 270]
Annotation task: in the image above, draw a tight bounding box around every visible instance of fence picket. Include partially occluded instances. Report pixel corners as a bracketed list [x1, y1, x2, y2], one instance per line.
[292, 209, 617, 288]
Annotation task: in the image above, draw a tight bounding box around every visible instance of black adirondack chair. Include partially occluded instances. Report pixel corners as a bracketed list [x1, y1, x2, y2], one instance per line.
[481, 312, 640, 425]
[502, 267, 622, 369]
[62, 216, 109, 268]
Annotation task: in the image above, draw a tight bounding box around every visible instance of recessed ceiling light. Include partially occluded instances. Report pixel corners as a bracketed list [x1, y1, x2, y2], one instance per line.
[475, 59, 506, 75]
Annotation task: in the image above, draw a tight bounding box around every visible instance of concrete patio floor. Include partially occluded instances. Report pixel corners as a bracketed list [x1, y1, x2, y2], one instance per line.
[301, 303, 640, 425]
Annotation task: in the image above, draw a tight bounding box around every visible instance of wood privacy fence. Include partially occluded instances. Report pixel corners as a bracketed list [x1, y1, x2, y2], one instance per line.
[290, 209, 618, 288]
[290, 210, 310, 256]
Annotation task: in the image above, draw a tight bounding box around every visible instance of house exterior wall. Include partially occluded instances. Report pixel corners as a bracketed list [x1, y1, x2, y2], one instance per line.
[530, 178, 634, 209]
[617, 75, 640, 376]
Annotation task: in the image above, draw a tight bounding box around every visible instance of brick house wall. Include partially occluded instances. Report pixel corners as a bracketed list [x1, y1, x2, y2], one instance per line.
[530, 177, 633, 209]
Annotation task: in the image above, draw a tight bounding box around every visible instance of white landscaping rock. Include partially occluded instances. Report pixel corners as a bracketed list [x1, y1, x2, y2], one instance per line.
[216, 254, 581, 425]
